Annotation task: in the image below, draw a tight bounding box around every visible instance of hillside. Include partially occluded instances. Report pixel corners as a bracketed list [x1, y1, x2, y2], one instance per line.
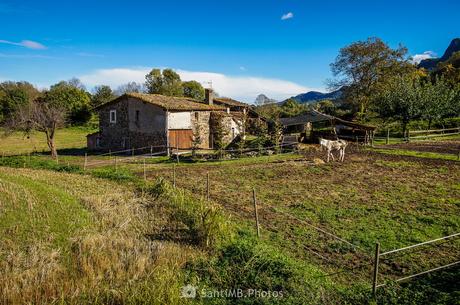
[277, 87, 344, 105]
[418, 38, 460, 70]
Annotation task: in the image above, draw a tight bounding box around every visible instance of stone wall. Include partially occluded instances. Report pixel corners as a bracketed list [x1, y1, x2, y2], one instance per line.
[209, 112, 234, 148]
[98, 96, 167, 152]
[190, 111, 211, 149]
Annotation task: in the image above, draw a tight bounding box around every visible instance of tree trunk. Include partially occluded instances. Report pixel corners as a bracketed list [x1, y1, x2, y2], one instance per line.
[45, 130, 58, 159]
[402, 121, 408, 139]
[428, 118, 432, 130]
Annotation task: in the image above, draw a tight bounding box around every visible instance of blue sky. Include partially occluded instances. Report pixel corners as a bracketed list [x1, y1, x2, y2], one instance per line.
[0, 0, 459, 102]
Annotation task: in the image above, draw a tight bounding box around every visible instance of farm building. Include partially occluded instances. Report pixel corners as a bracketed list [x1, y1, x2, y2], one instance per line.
[87, 89, 249, 151]
[280, 110, 376, 144]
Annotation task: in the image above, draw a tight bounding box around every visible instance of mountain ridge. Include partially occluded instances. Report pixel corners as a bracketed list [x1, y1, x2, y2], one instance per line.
[418, 38, 460, 70]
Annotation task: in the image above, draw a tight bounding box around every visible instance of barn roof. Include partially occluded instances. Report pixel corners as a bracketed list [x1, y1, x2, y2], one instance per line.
[213, 97, 250, 108]
[96, 93, 226, 111]
[280, 110, 376, 130]
[280, 111, 331, 126]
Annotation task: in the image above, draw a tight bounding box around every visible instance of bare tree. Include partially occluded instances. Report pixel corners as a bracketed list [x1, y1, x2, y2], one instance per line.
[7, 97, 65, 159]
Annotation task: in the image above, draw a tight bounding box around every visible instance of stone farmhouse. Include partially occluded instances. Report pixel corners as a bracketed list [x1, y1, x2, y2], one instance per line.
[87, 89, 259, 152]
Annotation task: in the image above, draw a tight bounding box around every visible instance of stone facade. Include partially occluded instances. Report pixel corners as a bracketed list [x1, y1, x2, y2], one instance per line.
[190, 111, 211, 149]
[98, 96, 167, 151]
[95, 95, 239, 152]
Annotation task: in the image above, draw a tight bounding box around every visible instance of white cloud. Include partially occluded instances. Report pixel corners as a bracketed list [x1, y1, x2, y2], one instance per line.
[411, 51, 437, 64]
[0, 39, 46, 49]
[79, 67, 315, 103]
[239, 66, 247, 71]
[281, 12, 293, 20]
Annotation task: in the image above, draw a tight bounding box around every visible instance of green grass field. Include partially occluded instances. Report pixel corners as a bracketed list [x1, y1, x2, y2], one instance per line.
[0, 126, 95, 156]
[0, 127, 459, 304]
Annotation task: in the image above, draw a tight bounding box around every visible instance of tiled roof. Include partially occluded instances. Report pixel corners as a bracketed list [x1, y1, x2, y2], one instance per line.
[213, 97, 250, 108]
[97, 93, 226, 111]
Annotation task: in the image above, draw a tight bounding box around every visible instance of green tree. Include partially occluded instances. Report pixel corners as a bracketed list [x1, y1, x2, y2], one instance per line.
[254, 103, 281, 121]
[420, 77, 457, 128]
[432, 51, 460, 86]
[315, 99, 336, 115]
[0, 81, 40, 123]
[375, 75, 423, 135]
[145, 69, 163, 94]
[46, 81, 91, 125]
[145, 68, 183, 96]
[162, 69, 183, 96]
[182, 80, 205, 100]
[91, 85, 115, 108]
[330, 37, 413, 118]
[280, 98, 307, 117]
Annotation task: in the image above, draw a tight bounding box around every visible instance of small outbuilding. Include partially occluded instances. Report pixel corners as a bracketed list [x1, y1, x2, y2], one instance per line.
[280, 110, 376, 144]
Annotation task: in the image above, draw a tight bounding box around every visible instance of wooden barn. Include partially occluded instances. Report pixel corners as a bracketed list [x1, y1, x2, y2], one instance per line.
[280, 110, 376, 145]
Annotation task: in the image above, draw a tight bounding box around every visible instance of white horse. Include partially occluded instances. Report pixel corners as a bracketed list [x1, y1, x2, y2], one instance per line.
[319, 138, 348, 162]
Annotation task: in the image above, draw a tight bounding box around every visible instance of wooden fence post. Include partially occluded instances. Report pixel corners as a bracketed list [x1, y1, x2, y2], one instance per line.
[386, 128, 390, 145]
[143, 159, 146, 181]
[372, 242, 380, 298]
[253, 188, 260, 238]
[355, 136, 359, 151]
[173, 164, 176, 188]
[84, 153, 87, 171]
[206, 172, 210, 201]
[150, 145, 153, 156]
[132, 147, 134, 157]
[115, 156, 118, 171]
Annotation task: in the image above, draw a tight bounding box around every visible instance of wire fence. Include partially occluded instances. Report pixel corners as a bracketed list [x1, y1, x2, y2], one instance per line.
[3, 131, 459, 296]
[149, 162, 460, 297]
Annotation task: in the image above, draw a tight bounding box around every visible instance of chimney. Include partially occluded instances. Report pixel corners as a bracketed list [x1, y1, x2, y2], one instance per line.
[205, 88, 214, 105]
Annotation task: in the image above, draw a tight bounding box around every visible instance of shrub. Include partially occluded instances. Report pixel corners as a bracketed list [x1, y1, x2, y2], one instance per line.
[146, 178, 233, 248]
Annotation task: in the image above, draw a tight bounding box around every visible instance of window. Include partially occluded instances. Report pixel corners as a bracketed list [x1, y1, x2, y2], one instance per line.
[110, 110, 117, 123]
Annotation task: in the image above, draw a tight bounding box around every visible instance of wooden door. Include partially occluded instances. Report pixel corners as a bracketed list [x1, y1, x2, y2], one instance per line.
[168, 129, 193, 149]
